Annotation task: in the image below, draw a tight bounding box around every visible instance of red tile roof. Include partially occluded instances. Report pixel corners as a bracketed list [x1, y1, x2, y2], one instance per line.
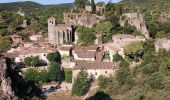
[74, 51, 96, 58]
[60, 46, 72, 51]
[10, 34, 22, 38]
[3, 52, 19, 58]
[73, 45, 98, 51]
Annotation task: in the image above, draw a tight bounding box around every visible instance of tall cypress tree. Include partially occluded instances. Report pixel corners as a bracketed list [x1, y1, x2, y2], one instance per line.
[91, 0, 96, 14]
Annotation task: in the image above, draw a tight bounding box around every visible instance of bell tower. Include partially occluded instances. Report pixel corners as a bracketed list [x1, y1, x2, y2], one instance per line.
[48, 17, 56, 44]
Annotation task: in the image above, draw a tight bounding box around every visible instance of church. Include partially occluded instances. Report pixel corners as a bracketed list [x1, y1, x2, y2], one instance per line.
[48, 17, 74, 46]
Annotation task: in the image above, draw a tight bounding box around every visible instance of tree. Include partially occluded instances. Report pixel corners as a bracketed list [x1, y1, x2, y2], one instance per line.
[76, 26, 95, 46]
[0, 36, 11, 53]
[24, 68, 38, 81]
[94, 21, 113, 43]
[91, 0, 96, 14]
[98, 75, 109, 89]
[124, 42, 144, 61]
[146, 72, 163, 89]
[155, 31, 166, 38]
[72, 69, 89, 96]
[115, 4, 122, 16]
[95, 21, 112, 35]
[24, 57, 32, 67]
[48, 62, 60, 82]
[74, 0, 89, 9]
[116, 61, 134, 86]
[37, 70, 48, 83]
[112, 53, 124, 62]
[64, 68, 72, 83]
[47, 52, 61, 63]
[31, 56, 40, 67]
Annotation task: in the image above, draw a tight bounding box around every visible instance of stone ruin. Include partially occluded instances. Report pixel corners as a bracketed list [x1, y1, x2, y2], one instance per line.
[63, 13, 105, 28]
[0, 57, 14, 99]
[119, 12, 149, 39]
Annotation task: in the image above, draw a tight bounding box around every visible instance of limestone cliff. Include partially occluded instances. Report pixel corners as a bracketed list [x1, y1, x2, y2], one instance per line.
[119, 12, 149, 39]
[63, 13, 105, 28]
[0, 57, 14, 99]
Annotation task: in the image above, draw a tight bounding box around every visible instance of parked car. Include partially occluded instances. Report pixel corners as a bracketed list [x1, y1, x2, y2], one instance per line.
[47, 86, 56, 93]
[56, 85, 61, 89]
[41, 88, 47, 94]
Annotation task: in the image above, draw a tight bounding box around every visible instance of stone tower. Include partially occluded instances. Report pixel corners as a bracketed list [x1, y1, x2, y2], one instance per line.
[48, 17, 56, 44]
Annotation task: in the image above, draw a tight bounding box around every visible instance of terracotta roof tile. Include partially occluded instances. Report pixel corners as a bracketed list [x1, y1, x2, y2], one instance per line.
[60, 46, 72, 51]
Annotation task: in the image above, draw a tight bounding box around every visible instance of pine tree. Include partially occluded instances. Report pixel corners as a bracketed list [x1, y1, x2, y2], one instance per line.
[91, 0, 96, 14]
[72, 69, 89, 96]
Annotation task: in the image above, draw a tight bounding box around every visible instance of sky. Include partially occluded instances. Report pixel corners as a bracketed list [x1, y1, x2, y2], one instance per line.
[0, 0, 122, 5]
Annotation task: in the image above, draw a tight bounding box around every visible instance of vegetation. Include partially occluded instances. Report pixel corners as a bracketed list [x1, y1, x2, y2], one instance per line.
[74, 0, 89, 9]
[97, 40, 170, 99]
[124, 42, 144, 61]
[48, 62, 61, 82]
[91, 0, 96, 14]
[24, 61, 61, 84]
[24, 68, 38, 81]
[112, 53, 124, 62]
[0, 1, 72, 43]
[94, 21, 113, 43]
[7, 60, 41, 99]
[23, 56, 40, 67]
[64, 68, 72, 83]
[24, 57, 32, 66]
[0, 36, 11, 53]
[72, 69, 89, 96]
[47, 52, 61, 63]
[76, 26, 95, 46]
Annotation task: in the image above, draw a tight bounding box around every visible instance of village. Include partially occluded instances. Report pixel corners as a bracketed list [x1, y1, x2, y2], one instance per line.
[1, 0, 170, 99]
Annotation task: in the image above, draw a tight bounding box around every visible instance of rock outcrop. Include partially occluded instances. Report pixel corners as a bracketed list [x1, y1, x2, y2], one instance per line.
[63, 13, 105, 28]
[160, 13, 170, 22]
[0, 57, 14, 99]
[155, 38, 170, 52]
[119, 12, 149, 39]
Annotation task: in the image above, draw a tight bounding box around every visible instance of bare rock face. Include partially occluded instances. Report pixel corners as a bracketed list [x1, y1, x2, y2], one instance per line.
[63, 13, 105, 28]
[119, 12, 149, 39]
[0, 57, 14, 100]
[160, 13, 170, 22]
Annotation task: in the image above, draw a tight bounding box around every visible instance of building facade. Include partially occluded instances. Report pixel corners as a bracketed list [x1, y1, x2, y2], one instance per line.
[48, 17, 74, 46]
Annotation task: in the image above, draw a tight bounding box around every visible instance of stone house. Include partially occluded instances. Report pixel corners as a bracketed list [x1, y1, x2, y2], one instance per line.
[6, 42, 54, 64]
[30, 34, 43, 41]
[10, 34, 22, 43]
[48, 17, 74, 46]
[59, 45, 73, 58]
[103, 34, 145, 61]
[155, 38, 170, 52]
[112, 34, 145, 48]
[72, 60, 119, 82]
[72, 45, 99, 61]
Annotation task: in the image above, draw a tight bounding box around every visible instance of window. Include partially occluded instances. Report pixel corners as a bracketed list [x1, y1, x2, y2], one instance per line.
[95, 72, 97, 75]
[44, 54, 46, 57]
[105, 71, 107, 74]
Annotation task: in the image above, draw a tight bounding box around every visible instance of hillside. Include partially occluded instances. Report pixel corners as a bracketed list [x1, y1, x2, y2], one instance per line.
[121, 0, 170, 3]
[0, 1, 74, 12]
[0, 1, 42, 12]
